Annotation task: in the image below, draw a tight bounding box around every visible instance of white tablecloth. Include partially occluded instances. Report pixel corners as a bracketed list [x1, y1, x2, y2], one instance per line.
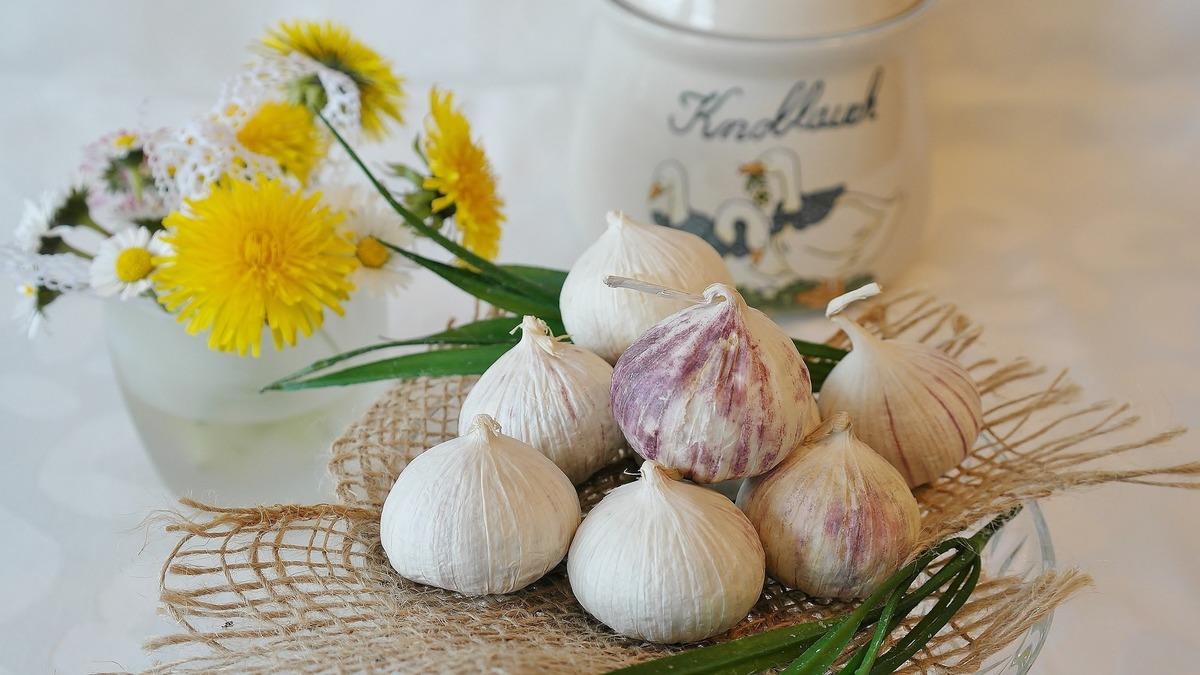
[2, 1, 1197, 672]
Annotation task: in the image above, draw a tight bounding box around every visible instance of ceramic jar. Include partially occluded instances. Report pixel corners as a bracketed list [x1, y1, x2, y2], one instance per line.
[569, 0, 933, 310]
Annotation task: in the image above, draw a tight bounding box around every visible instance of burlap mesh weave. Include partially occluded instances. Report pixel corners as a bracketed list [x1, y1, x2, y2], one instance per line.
[143, 290, 1197, 673]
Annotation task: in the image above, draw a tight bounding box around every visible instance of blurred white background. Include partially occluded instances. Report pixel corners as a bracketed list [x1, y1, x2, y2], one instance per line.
[2, 0, 1198, 672]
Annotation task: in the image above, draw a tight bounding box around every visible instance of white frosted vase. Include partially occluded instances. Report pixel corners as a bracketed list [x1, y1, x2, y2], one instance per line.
[103, 294, 389, 504]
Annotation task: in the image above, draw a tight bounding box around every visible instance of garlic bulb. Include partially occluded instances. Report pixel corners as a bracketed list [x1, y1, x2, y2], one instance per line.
[567, 460, 765, 643]
[737, 413, 921, 599]
[817, 284, 984, 487]
[560, 210, 734, 363]
[379, 414, 581, 596]
[458, 315, 622, 484]
[609, 279, 820, 484]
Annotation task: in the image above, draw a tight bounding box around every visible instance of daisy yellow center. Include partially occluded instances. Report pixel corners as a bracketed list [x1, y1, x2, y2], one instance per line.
[236, 102, 327, 185]
[114, 133, 138, 149]
[153, 176, 358, 357]
[115, 247, 154, 282]
[356, 236, 389, 268]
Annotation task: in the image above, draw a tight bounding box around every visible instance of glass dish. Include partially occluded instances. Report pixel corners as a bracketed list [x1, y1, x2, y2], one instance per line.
[978, 501, 1056, 674]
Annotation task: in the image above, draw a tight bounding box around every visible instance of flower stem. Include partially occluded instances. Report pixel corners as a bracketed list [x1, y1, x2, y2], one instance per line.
[78, 218, 112, 237]
[315, 112, 558, 303]
[59, 243, 94, 259]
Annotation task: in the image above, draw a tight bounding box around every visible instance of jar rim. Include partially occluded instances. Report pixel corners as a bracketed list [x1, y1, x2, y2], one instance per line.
[608, 0, 935, 45]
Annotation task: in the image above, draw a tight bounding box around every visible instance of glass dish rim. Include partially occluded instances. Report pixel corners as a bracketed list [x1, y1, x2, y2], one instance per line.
[978, 499, 1056, 674]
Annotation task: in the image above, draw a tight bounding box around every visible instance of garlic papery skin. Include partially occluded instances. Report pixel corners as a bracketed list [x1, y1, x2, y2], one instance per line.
[458, 315, 622, 485]
[379, 414, 581, 596]
[736, 413, 921, 600]
[817, 283, 984, 487]
[609, 281, 820, 484]
[567, 460, 765, 643]
[559, 210, 734, 363]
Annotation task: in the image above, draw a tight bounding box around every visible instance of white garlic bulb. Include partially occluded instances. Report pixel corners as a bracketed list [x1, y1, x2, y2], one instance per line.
[817, 284, 984, 487]
[379, 414, 581, 596]
[458, 315, 622, 484]
[737, 413, 921, 599]
[609, 279, 821, 484]
[560, 210, 734, 363]
[568, 460, 765, 643]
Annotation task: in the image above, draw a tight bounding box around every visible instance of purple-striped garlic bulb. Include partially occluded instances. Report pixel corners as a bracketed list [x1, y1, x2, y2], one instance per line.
[817, 283, 984, 487]
[608, 278, 820, 484]
[737, 413, 921, 599]
[458, 315, 622, 485]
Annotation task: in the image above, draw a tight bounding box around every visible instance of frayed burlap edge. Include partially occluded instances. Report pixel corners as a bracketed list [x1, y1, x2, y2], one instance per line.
[141, 290, 1196, 674]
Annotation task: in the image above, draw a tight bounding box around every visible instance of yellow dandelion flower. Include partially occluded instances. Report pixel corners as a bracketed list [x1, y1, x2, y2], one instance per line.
[422, 88, 505, 261]
[261, 20, 405, 140]
[236, 101, 327, 185]
[153, 176, 358, 357]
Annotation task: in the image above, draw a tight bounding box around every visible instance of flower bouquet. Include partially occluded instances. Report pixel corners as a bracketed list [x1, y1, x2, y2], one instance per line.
[1, 20, 559, 505]
[1, 20, 525, 426]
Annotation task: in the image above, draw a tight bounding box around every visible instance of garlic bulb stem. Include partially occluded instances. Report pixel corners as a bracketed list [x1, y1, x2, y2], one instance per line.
[513, 314, 565, 356]
[465, 413, 504, 438]
[603, 276, 743, 311]
[817, 410, 853, 438]
[829, 310, 880, 349]
[825, 282, 883, 319]
[824, 283, 887, 354]
[603, 275, 707, 304]
[639, 459, 681, 486]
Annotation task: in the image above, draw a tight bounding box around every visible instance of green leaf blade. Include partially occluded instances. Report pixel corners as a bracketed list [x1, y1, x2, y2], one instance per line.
[391, 245, 562, 319]
[262, 317, 533, 391]
[609, 621, 835, 675]
[270, 344, 514, 390]
[793, 338, 849, 362]
[499, 264, 569, 298]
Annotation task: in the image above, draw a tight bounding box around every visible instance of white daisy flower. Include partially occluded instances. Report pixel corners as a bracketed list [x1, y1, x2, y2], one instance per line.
[12, 282, 47, 339]
[14, 190, 65, 252]
[325, 185, 414, 296]
[82, 129, 169, 221]
[89, 227, 171, 300]
[14, 186, 106, 255]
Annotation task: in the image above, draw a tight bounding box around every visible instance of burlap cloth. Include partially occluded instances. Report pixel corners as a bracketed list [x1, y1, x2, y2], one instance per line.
[142, 290, 1197, 673]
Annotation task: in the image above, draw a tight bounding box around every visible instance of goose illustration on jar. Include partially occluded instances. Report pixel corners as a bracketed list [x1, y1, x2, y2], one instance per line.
[568, 0, 932, 311]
